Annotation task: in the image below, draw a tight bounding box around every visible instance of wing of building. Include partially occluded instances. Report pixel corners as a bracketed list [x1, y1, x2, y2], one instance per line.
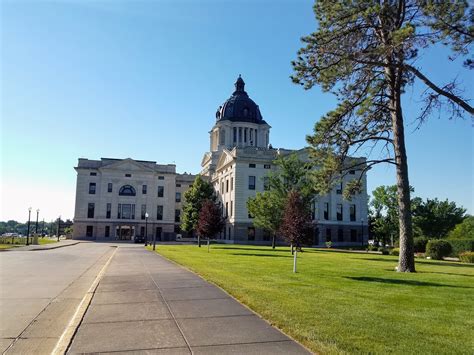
[73, 76, 369, 246]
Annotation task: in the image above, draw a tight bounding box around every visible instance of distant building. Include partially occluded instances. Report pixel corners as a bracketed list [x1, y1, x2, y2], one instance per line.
[73, 76, 368, 245]
[72, 158, 195, 241]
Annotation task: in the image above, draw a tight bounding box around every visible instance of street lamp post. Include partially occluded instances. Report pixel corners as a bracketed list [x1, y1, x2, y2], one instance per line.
[361, 218, 364, 248]
[144, 212, 149, 246]
[35, 209, 40, 235]
[57, 216, 61, 242]
[26, 207, 32, 246]
[42, 219, 45, 237]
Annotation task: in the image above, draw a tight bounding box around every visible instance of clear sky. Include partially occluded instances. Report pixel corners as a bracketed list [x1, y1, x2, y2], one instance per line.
[1, 0, 472, 223]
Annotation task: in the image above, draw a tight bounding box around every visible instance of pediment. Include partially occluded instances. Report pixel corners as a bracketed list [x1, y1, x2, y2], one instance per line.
[216, 149, 235, 170]
[201, 152, 212, 167]
[100, 159, 155, 173]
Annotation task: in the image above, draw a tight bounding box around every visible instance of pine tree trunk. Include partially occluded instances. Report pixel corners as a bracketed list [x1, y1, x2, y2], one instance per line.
[388, 66, 415, 273]
[272, 234, 276, 249]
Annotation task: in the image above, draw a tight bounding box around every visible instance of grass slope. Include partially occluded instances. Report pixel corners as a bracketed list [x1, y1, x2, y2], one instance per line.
[154, 244, 473, 354]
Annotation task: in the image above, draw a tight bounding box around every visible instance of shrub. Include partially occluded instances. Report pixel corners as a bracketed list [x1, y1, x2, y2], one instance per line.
[448, 239, 474, 257]
[426, 240, 452, 260]
[390, 248, 400, 256]
[380, 249, 389, 255]
[367, 245, 378, 251]
[459, 252, 474, 264]
[448, 216, 474, 240]
[413, 237, 429, 253]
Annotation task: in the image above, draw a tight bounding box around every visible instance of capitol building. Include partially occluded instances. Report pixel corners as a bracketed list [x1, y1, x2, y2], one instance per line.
[73, 76, 368, 246]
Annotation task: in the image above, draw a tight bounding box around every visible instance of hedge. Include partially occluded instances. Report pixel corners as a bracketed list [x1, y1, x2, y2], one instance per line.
[426, 240, 452, 260]
[448, 239, 474, 257]
[459, 251, 474, 264]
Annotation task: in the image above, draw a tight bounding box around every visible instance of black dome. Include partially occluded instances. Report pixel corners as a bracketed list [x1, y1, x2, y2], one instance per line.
[215, 76, 266, 124]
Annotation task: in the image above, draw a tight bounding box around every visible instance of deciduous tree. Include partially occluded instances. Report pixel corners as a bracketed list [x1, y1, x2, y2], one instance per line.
[292, 0, 473, 272]
[196, 199, 225, 252]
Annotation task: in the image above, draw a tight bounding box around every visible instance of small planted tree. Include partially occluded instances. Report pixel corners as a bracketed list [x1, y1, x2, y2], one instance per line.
[196, 199, 225, 252]
[279, 190, 314, 254]
[181, 175, 215, 247]
[247, 192, 283, 249]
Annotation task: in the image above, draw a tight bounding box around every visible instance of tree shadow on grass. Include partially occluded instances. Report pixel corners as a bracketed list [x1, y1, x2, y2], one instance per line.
[353, 257, 474, 268]
[229, 253, 292, 258]
[212, 246, 289, 253]
[345, 276, 473, 288]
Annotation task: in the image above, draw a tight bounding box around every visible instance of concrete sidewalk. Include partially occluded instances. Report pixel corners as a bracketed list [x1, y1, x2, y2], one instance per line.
[68, 247, 311, 354]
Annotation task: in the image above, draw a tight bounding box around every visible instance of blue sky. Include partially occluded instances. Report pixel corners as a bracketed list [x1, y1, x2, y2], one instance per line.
[1, 0, 472, 222]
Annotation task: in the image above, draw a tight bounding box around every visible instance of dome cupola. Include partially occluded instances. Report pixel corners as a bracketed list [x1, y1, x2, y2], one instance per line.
[215, 75, 266, 124]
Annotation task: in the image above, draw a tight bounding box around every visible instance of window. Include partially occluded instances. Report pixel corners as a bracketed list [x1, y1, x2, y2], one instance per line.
[118, 204, 135, 219]
[248, 227, 255, 241]
[226, 180, 229, 192]
[230, 201, 233, 216]
[351, 229, 357, 242]
[141, 204, 146, 220]
[174, 225, 180, 234]
[90, 172, 97, 176]
[157, 205, 163, 220]
[248, 176, 256, 190]
[263, 176, 270, 191]
[140, 226, 145, 237]
[324, 202, 329, 220]
[86, 226, 93, 237]
[249, 163, 256, 168]
[142, 185, 147, 194]
[337, 204, 343, 221]
[225, 202, 229, 218]
[326, 228, 332, 242]
[338, 229, 344, 242]
[239, 127, 242, 143]
[175, 209, 181, 223]
[231, 177, 234, 191]
[156, 227, 162, 240]
[106, 203, 111, 219]
[349, 170, 356, 175]
[264, 164, 271, 169]
[89, 183, 96, 194]
[158, 186, 164, 197]
[119, 185, 136, 196]
[108, 183, 113, 193]
[311, 201, 315, 220]
[125, 174, 132, 177]
[233, 127, 237, 142]
[158, 176, 164, 180]
[176, 183, 181, 187]
[176, 192, 181, 203]
[87, 203, 95, 218]
[105, 226, 110, 238]
[336, 182, 343, 194]
[221, 181, 224, 192]
[350, 204, 356, 222]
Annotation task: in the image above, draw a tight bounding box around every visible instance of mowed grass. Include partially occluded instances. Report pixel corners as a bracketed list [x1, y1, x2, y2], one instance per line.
[0, 237, 58, 249]
[154, 244, 473, 354]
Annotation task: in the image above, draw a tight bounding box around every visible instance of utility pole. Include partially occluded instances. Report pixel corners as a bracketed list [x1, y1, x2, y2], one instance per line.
[57, 216, 61, 242]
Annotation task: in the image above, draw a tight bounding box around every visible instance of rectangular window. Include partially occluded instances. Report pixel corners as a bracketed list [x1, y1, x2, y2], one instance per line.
[249, 163, 256, 168]
[142, 185, 147, 194]
[158, 186, 164, 197]
[86, 226, 93, 237]
[108, 183, 112, 193]
[244, 128, 247, 143]
[157, 205, 163, 220]
[105, 226, 110, 238]
[239, 127, 242, 143]
[174, 225, 180, 234]
[311, 201, 315, 220]
[106, 203, 111, 219]
[120, 204, 135, 219]
[248, 176, 256, 190]
[351, 229, 357, 242]
[326, 228, 332, 242]
[156, 227, 162, 240]
[233, 127, 237, 142]
[175, 209, 181, 223]
[90, 172, 97, 176]
[264, 164, 271, 169]
[248, 227, 255, 241]
[158, 176, 165, 180]
[226, 180, 229, 192]
[231, 177, 234, 191]
[118, 204, 121, 219]
[350, 204, 356, 221]
[338, 229, 344, 242]
[87, 203, 95, 218]
[336, 182, 343, 194]
[141, 204, 146, 220]
[225, 202, 229, 217]
[230, 201, 233, 216]
[176, 192, 181, 203]
[337, 204, 343, 221]
[263, 176, 270, 191]
[221, 181, 224, 192]
[176, 183, 181, 187]
[89, 183, 96, 194]
[125, 174, 132, 177]
[324, 202, 329, 220]
[140, 226, 145, 237]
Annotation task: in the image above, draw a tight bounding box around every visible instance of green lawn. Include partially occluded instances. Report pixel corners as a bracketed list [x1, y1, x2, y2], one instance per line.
[153, 244, 473, 354]
[0, 237, 58, 249]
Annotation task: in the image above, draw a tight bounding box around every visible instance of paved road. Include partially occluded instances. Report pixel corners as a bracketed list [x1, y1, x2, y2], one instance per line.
[0, 242, 119, 353]
[0, 243, 310, 354]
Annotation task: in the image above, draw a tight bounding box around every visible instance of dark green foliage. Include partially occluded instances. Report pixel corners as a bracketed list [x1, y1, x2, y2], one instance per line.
[390, 248, 400, 256]
[381, 249, 390, 255]
[448, 216, 474, 240]
[448, 239, 474, 257]
[181, 175, 215, 233]
[426, 240, 452, 260]
[412, 199, 467, 239]
[459, 252, 474, 263]
[413, 237, 429, 253]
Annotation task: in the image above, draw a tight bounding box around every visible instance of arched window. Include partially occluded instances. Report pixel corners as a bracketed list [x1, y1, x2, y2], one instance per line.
[119, 185, 136, 196]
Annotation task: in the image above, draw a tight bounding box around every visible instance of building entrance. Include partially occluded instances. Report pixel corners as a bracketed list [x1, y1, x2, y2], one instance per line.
[116, 226, 135, 240]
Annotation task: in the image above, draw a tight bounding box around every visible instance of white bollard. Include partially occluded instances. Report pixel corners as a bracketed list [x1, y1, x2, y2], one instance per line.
[293, 249, 297, 273]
